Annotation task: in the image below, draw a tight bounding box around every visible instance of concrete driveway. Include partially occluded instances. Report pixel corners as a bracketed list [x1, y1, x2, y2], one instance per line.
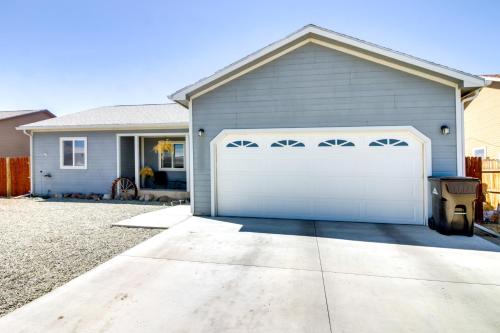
[1, 215, 499, 333]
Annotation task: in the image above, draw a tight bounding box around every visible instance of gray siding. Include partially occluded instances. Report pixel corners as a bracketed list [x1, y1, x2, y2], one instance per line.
[192, 43, 458, 215]
[32, 129, 187, 195]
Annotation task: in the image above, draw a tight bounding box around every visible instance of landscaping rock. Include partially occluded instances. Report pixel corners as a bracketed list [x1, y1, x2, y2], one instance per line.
[157, 196, 171, 203]
[88, 194, 101, 201]
[0, 198, 162, 317]
[143, 194, 155, 202]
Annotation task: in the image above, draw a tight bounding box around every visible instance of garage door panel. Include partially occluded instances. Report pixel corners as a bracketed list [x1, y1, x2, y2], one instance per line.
[362, 178, 422, 200]
[363, 152, 421, 177]
[364, 200, 422, 223]
[306, 176, 364, 199]
[312, 199, 362, 221]
[216, 130, 426, 225]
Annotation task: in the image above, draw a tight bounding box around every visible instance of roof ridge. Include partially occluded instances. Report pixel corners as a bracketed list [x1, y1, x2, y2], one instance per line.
[107, 103, 176, 107]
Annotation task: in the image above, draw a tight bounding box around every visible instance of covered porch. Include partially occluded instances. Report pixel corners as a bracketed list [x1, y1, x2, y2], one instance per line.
[116, 132, 190, 200]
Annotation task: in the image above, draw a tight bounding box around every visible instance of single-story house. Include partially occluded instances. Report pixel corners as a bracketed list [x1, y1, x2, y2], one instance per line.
[20, 24, 486, 225]
[169, 24, 486, 224]
[18, 104, 189, 199]
[464, 75, 500, 159]
[0, 109, 54, 157]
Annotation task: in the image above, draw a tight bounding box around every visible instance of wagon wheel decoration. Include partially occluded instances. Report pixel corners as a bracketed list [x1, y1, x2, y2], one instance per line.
[111, 177, 138, 200]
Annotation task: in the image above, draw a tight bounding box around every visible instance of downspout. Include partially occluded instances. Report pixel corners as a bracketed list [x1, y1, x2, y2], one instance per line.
[22, 130, 34, 196]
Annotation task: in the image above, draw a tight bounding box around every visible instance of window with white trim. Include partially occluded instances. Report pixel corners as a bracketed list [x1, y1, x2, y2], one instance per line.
[472, 147, 486, 159]
[60, 137, 87, 169]
[159, 142, 185, 170]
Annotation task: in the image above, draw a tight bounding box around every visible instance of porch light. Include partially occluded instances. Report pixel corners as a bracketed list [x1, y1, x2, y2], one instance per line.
[198, 128, 205, 137]
[440, 125, 450, 135]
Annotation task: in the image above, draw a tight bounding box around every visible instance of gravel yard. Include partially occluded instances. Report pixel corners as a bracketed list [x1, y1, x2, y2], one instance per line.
[0, 198, 164, 317]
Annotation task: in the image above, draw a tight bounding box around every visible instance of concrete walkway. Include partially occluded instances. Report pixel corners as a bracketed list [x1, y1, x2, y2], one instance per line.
[112, 205, 191, 229]
[1, 215, 499, 332]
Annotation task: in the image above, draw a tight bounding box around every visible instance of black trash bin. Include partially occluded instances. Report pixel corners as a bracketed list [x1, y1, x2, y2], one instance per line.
[428, 177, 480, 236]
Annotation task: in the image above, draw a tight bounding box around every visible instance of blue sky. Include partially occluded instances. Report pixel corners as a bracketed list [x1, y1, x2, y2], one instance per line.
[1, 0, 498, 116]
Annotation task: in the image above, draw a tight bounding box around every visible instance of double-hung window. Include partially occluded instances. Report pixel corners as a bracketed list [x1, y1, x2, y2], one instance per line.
[159, 142, 185, 171]
[60, 137, 87, 169]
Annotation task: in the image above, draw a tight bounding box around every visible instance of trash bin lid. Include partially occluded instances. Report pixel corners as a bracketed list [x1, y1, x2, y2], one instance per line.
[428, 176, 479, 182]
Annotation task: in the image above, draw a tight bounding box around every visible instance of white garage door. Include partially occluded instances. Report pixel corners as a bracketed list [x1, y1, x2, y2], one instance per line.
[215, 129, 426, 224]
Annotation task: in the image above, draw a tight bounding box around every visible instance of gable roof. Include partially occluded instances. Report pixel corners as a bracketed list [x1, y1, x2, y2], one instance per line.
[170, 24, 486, 106]
[0, 109, 54, 121]
[18, 104, 188, 131]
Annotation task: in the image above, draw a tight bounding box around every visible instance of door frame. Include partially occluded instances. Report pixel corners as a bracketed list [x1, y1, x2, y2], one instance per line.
[210, 126, 432, 223]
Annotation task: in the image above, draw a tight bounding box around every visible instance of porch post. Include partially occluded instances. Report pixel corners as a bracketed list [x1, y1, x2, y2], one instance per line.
[134, 136, 140, 190]
[185, 133, 190, 192]
[116, 135, 121, 178]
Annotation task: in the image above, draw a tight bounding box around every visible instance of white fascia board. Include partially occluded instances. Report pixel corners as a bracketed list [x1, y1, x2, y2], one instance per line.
[481, 76, 500, 82]
[17, 123, 189, 132]
[170, 25, 485, 102]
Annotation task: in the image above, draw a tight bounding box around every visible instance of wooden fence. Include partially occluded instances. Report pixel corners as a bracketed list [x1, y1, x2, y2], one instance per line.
[482, 158, 500, 209]
[0, 157, 30, 197]
[465, 156, 484, 222]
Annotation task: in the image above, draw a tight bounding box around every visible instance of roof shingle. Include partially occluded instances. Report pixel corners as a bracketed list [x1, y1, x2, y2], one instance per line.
[0, 109, 51, 121]
[18, 104, 188, 131]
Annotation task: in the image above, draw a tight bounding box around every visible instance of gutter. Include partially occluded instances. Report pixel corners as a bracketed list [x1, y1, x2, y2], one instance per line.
[16, 123, 189, 132]
[22, 130, 34, 196]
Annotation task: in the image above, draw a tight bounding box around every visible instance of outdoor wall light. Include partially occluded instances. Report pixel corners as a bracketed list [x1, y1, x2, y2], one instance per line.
[198, 128, 205, 137]
[441, 125, 450, 135]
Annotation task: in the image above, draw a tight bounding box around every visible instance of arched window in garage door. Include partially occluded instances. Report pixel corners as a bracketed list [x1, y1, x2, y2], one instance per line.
[226, 140, 259, 148]
[271, 140, 305, 147]
[318, 139, 355, 147]
[369, 139, 409, 147]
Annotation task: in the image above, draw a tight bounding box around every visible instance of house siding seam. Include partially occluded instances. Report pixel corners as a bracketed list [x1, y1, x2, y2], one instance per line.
[32, 129, 187, 195]
[191, 43, 458, 215]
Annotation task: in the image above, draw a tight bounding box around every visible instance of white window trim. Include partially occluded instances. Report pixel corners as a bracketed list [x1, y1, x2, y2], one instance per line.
[59, 137, 87, 170]
[472, 147, 487, 158]
[158, 141, 186, 171]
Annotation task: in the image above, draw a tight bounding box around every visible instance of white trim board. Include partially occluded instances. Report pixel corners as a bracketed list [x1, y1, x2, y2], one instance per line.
[170, 25, 485, 104]
[455, 87, 465, 176]
[18, 124, 189, 132]
[210, 126, 432, 224]
[188, 100, 195, 214]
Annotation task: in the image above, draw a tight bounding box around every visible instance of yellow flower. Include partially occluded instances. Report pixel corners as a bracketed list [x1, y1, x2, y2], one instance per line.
[140, 166, 154, 177]
[153, 140, 173, 154]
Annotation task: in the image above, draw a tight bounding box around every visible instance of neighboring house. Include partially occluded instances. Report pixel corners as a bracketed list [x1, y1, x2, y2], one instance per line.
[170, 24, 485, 225]
[0, 110, 54, 157]
[464, 75, 500, 159]
[18, 104, 189, 198]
